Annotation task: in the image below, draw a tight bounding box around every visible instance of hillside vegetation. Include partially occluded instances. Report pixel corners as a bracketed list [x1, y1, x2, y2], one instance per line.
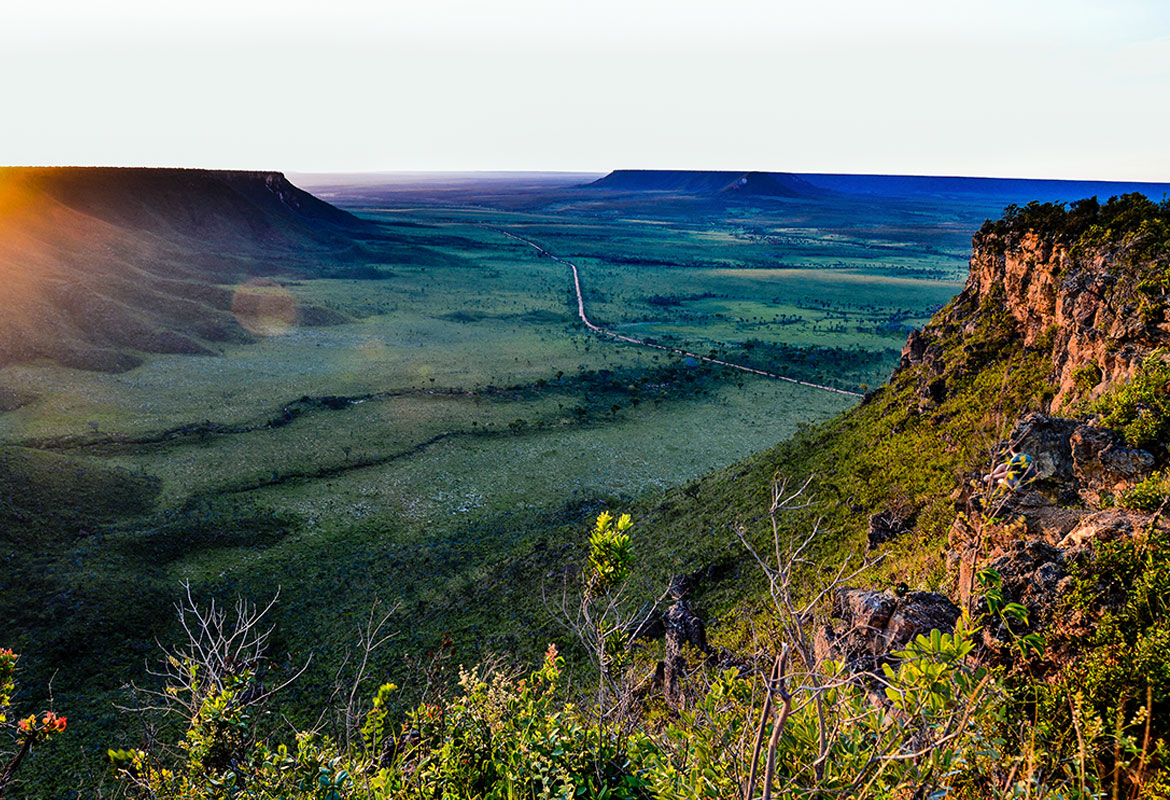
[5, 187, 1170, 799]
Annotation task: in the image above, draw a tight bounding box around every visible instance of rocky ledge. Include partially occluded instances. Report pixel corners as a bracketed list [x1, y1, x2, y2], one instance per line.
[903, 196, 1170, 411]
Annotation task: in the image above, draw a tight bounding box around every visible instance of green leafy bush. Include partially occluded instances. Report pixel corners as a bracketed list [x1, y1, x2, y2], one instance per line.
[1119, 469, 1170, 511]
[587, 511, 634, 594]
[1040, 517, 1170, 798]
[1096, 349, 1170, 449]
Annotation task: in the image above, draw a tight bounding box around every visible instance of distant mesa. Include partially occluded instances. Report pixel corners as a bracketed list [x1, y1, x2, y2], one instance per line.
[589, 169, 1170, 206]
[587, 170, 830, 198]
[0, 168, 380, 374]
[797, 172, 1170, 204]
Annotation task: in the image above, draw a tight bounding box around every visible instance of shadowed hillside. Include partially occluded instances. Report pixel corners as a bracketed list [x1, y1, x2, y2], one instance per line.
[0, 168, 389, 373]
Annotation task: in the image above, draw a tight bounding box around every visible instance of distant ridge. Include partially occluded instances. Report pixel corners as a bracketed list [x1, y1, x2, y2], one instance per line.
[7, 167, 372, 250]
[587, 169, 828, 198]
[797, 172, 1170, 204]
[0, 168, 380, 373]
[588, 169, 1170, 206]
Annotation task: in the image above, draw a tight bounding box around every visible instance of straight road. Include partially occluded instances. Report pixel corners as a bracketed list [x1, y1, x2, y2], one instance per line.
[496, 229, 863, 399]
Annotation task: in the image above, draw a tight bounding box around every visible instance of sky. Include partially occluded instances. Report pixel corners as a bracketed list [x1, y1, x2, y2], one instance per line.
[3, 0, 1170, 181]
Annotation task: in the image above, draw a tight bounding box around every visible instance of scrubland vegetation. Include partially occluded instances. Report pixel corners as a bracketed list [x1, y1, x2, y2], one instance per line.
[5, 179, 1169, 798]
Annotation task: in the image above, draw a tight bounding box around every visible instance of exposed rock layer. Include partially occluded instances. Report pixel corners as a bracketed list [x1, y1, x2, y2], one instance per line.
[901, 221, 1169, 412]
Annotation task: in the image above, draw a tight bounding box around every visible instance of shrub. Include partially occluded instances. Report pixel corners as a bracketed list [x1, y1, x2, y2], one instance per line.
[0, 648, 68, 797]
[1096, 349, 1170, 449]
[1119, 470, 1170, 511]
[1041, 517, 1170, 798]
[371, 645, 651, 800]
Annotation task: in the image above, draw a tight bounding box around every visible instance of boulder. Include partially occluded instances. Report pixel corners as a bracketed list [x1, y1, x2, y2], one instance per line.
[899, 328, 928, 369]
[1006, 413, 1154, 507]
[1009, 493, 1085, 544]
[662, 600, 711, 703]
[832, 586, 897, 631]
[1069, 426, 1155, 506]
[1010, 414, 1079, 498]
[1060, 509, 1163, 550]
[948, 491, 1081, 606]
[973, 540, 1069, 638]
[818, 588, 959, 674]
[899, 329, 948, 410]
[883, 591, 960, 652]
[867, 507, 915, 549]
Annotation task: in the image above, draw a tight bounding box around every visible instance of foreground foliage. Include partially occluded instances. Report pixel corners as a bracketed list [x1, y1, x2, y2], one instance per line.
[66, 505, 1160, 800]
[99, 622, 1007, 799]
[0, 648, 68, 799]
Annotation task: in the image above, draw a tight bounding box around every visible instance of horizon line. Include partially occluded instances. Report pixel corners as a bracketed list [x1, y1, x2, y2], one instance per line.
[5, 164, 1170, 186]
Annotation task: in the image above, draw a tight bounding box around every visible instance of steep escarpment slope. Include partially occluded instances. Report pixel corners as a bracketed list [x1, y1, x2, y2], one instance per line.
[15, 167, 371, 251]
[0, 168, 384, 372]
[646, 194, 1170, 587]
[621, 192, 1170, 794]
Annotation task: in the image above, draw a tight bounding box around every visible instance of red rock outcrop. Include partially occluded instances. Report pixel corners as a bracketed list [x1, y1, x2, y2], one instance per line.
[966, 232, 1164, 409]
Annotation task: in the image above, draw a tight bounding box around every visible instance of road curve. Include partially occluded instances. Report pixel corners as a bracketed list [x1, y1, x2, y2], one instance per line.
[495, 229, 863, 399]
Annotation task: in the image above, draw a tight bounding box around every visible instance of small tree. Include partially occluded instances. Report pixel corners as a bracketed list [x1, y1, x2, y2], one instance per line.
[0, 648, 68, 799]
[110, 583, 309, 796]
[550, 512, 667, 742]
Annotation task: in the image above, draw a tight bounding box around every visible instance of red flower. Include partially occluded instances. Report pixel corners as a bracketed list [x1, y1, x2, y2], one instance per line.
[41, 712, 67, 733]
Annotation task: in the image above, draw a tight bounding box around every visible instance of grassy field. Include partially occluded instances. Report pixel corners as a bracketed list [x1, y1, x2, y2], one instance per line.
[0, 180, 988, 792]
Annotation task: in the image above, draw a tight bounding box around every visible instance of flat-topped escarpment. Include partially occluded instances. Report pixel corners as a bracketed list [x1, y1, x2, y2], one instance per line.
[587, 169, 829, 198]
[1, 167, 371, 249]
[0, 167, 383, 373]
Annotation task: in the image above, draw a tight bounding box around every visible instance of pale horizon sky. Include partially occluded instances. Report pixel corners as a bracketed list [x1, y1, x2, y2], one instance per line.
[3, 0, 1170, 182]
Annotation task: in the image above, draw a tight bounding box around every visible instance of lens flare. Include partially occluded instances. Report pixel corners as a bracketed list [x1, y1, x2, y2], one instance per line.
[230, 278, 297, 337]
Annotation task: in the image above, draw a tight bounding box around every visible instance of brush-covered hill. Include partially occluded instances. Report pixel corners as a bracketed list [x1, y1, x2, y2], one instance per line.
[0, 168, 396, 373]
[5, 193, 1170, 799]
[587, 169, 829, 198]
[638, 193, 1170, 579]
[603, 192, 1170, 794]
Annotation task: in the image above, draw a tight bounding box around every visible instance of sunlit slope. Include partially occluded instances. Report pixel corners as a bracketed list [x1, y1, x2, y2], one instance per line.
[0, 168, 380, 373]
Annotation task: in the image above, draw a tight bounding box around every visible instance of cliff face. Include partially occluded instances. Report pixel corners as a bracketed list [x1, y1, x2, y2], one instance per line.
[966, 232, 1161, 409]
[902, 196, 1170, 412]
[888, 196, 1170, 666]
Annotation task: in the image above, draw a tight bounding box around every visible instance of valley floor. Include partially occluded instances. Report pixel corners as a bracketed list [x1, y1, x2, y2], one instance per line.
[1, 183, 982, 793]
